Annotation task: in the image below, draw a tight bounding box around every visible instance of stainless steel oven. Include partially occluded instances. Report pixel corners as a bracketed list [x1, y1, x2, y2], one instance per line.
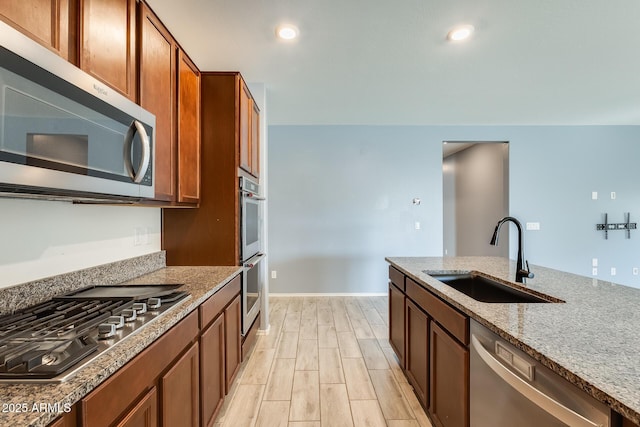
[242, 252, 265, 335]
[0, 21, 155, 201]
[240, 176, 264, 260]
[239, 176, 265, 335]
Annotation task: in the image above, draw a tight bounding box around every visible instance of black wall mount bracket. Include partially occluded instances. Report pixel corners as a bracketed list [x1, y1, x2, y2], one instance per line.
[596, 213, 636, 239]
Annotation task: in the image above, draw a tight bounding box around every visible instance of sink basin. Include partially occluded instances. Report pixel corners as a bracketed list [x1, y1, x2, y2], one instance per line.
[426, 272, 555, 303]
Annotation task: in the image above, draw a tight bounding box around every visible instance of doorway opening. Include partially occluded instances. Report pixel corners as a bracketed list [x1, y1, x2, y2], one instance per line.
[443, 141, 509, 257]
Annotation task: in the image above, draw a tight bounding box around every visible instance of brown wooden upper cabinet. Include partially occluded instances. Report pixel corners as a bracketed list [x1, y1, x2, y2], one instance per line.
[176, 51, 201, 204]
[239, 80, 260, 178]
[0, 0, 77, 62]
[80, 0, 137, 100]
[138, 2, 200, 206]
[139, 2, 176, 202]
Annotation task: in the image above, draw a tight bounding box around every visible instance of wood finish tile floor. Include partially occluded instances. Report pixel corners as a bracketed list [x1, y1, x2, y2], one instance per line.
[214, 296, 432, 427]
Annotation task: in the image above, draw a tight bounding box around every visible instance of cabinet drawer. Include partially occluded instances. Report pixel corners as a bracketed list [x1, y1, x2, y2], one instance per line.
[199, 275, 241, 329]
[389, 266, 405, 292]
[406, 278, 468, 345]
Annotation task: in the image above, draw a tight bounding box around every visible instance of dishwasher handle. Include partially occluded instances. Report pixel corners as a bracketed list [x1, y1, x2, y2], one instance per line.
[471, 335, 602, 427]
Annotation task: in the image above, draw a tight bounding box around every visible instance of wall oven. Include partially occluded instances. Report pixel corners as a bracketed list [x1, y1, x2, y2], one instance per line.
[239, 176, 265, 335]
[0, 21, 155, 201]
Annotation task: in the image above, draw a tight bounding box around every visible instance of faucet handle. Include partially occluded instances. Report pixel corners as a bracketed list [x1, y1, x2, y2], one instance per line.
[524, 261, 534, 279]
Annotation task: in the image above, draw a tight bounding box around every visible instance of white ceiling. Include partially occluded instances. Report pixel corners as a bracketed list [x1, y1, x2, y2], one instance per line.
[146, 0, 640, 126]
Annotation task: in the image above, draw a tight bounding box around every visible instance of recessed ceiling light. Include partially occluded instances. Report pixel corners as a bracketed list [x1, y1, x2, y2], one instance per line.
[447, 25, 474, 42]
[276, 24, 299, 40]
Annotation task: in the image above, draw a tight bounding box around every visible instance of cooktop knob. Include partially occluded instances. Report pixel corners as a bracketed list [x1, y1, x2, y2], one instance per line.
[147, 297, 162, 309]
[106, 315, 124, 329]
[132, 302, 147, 315]
[98, 323, 116, 339]
[122, 308, 137, 322]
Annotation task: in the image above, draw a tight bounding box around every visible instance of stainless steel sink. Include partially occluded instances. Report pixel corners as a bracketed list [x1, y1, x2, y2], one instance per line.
[426, 272, 559, 303]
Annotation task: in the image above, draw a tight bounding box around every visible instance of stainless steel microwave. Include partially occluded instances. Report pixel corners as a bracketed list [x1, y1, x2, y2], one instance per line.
[0, 21, 155, 201]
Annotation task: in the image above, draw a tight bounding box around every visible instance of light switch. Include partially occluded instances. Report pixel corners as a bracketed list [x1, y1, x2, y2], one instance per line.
[592, 258, 598, 267]
[611, 267, 617, 276]
[591, 191, 598, 200]
[592, 268, 598, 276]
[611, 191, 616, 200]
[415, 221, 421, 230]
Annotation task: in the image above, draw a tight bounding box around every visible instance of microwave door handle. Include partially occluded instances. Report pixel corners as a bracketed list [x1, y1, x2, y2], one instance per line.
[124, 120, 151, 183]
[470, 336, 601, 427]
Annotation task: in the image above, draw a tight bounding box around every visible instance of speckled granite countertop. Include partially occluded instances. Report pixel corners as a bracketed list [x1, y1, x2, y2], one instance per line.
[386, 256, 640, 425]
[0, 256, 241, 427]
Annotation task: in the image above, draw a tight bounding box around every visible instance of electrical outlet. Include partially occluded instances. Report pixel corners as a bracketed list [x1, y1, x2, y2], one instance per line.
[591, 191, 598, 200]
[415, 221, 421, 230]
[271, 270, 277, 279]
[526, 222, 540, 231]
[611, 267, 617, 276]
[592, 267, 598, 276]
[633, 267, 639, 276]
[611, 191, 616, 200]
[592, 258, 598, 267]
[134, 227, 148, 246]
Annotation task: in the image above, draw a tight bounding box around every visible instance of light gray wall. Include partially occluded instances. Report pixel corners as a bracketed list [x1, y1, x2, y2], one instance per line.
[268, 125, 640, 293]
[445, 143, 509, 257]
[268, 126, 442, 294]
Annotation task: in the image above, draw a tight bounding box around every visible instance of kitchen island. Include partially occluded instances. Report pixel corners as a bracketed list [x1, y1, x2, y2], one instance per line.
[387, 256, 640, 425]
[0, 255, 242, 427]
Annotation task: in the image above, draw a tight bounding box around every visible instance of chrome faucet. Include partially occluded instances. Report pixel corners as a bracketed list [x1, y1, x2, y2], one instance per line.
[490, 216, 534, 283]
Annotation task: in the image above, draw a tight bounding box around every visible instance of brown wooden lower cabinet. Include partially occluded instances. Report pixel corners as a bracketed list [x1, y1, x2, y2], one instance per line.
[429, 321, 469, 427]
[116, 387, 158, 427]
[405, 298, 429, 407]
[389, 266, 470, 427]
[224, 294, 241, 391]
[161, 342, 199, 427]
[389, 281, 405, 368]
[200, 314, 225, 427]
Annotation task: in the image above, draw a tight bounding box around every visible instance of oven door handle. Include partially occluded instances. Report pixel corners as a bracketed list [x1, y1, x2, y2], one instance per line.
[241, 190, 266, 201]
[243, 253, 265, 268]
[471, 335, 601, 427]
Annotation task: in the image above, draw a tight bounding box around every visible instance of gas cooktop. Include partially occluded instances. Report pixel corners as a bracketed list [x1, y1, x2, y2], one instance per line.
[0, 284, 189, 383]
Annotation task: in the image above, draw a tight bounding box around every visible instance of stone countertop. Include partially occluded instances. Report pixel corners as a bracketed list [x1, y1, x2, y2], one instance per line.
[0, 265, 242, 427]
[386, 256, 640, 425]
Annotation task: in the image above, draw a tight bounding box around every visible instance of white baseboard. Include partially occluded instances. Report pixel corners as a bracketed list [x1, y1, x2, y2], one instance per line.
[268, 292, 387, 297]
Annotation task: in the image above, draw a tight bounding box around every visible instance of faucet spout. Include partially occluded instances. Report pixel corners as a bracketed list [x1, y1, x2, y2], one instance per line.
[489, 216, 534, 283]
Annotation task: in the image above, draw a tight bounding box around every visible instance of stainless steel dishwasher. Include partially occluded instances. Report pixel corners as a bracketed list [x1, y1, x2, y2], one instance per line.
[470, 320, 612, 427]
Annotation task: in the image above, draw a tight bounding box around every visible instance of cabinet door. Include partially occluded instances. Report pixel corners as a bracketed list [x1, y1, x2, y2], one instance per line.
[405, 298, 429, 408]
[250, 101, 260, 177]
[429, 321, 469, 427]
[389, 282, 405, 368]
[239, 81, 251, 173]
[177, 51, 201, 204]
[116, 387, 158, 427]
[47, 405, 78, 427]
[200, 314, 225, 427]
[0, 0, 76, 62]
[224, 294, 242, 392]
[139, 2, 176, 202]
[161, 342, 200, 427]
[80, 0, 137, 100]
